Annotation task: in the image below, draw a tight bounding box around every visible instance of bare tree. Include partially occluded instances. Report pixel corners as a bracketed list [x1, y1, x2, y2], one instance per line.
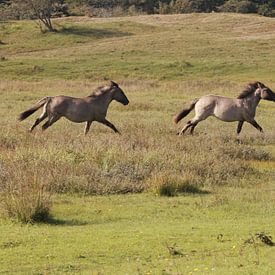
[12, 0, 65, 32]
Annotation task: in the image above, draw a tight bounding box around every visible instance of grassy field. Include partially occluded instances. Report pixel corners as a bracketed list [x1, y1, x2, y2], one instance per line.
[0, 13, 275, 274]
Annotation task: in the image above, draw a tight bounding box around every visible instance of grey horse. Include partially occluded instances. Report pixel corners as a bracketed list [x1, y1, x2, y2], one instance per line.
[174, 82, 275, 135]
[19, 81, 129, 135]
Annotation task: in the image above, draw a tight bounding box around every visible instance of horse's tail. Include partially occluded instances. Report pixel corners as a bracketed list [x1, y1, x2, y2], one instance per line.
[18, 97, 49, 121]
[174, 99, 199, 124]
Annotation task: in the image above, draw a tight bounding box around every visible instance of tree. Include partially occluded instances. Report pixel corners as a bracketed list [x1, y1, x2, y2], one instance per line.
[84, 0, 159, 13]
[12, 0, 67, 32]
[172, 0, 224, 13]
[128, 0, 159, 13]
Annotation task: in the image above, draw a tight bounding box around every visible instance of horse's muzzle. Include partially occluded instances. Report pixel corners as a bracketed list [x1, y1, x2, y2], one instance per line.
[123, 100, 129, 105]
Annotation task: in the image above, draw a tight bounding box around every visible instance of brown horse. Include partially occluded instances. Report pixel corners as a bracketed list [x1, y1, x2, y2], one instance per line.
[174, 82, 275, 135]
[19, 81, 129, 135]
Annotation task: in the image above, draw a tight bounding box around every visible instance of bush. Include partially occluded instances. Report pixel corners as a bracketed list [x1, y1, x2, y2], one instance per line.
[158, 2, 172, 14]
[219, 0, 257, 13]
[172, 0, 222, 13]
[257, 4, 275, 17]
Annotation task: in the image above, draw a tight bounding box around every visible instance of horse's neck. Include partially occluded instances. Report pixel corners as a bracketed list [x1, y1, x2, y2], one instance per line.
[243, 94, 261, 113]
[98, 91, 113, 108]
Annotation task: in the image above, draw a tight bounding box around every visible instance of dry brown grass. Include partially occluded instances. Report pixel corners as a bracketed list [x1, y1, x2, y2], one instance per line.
[0, 79, 273, 199]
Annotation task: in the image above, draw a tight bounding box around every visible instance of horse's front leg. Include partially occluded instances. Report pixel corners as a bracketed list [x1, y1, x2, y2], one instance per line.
[249, 119, 263, 133]
[100, 118, 120, 134]
[84, 121, 92, 135]
[237, 121, 244, 135]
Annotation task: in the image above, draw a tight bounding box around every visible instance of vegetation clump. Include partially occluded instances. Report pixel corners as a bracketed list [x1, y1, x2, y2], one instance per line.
[0, 164, 52, 223]
[149, 174, 205, 197]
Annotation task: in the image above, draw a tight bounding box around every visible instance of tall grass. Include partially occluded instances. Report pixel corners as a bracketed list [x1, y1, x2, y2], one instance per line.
[0, 163, 52, 223]
[0, 129, 271, 197]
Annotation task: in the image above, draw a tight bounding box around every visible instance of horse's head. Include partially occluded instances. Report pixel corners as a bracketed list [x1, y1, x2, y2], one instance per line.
[256, 82, 275, 102]
[110, 81, 129, 105]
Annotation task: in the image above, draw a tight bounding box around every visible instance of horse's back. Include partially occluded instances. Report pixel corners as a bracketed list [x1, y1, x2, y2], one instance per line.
[195, 95, 243, 122]
[48, 96, 72, 111]
[47, 96, 91, 121]
[199, 94, 240, 107]
[196, 95, 217, 109]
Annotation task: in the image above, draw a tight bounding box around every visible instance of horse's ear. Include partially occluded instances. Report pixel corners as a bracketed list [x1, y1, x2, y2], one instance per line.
[110, 81, 119, 87]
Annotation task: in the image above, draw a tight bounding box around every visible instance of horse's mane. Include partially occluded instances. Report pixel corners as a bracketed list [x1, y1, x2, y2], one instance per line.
[88, 85, 111, 97]
[237, 82, 265, 99]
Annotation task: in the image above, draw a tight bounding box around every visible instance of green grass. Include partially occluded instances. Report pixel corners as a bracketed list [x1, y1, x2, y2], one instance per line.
[0, 13, 275, 274]
[0, 192, 274, 274]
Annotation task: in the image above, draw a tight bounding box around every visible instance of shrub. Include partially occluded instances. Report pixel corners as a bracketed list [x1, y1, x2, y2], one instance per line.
[219, 0, 257, 13]
[158, 2, 172, 14]
[257, 4, 275, 17]
[172, 0, 222, 13]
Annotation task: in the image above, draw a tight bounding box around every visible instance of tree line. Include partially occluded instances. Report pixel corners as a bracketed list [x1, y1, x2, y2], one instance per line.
[65, 0, 275, 16]
[1, 0, 274, 32]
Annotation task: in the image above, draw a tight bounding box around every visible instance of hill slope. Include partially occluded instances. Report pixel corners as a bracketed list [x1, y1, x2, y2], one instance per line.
[0, 13, 275, 81]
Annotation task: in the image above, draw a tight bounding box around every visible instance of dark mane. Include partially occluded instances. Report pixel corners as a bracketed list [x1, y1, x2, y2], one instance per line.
[237, 82, 265, 99]
[88, 85, 111, 97]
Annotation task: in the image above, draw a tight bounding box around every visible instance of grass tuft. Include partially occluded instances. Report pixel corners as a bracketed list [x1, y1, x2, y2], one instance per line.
[0, 164, 52, 223]
[149, 174, 202, 197]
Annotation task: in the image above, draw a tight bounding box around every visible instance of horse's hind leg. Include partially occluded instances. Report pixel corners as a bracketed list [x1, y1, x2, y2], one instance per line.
[29, 109, 48, 132]
[190, 122, 198, 135]
[84, 121, 92, 135]
[42, 115, 61, 131]
[179, 118, 202, 136]
[237, 121, 244, 135]
[179, 120, 192, 135]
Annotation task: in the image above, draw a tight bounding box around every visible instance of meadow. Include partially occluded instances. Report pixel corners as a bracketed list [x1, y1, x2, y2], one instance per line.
[0, 13, 275, 274]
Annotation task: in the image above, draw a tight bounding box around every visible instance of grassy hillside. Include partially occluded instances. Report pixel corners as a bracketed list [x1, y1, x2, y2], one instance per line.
[1, 13, 275, 81]
[0, 13, 275, 274]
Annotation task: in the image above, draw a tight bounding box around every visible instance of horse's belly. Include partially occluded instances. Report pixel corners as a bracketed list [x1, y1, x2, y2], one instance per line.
[213, 107, 242, 122]
[66, 116, 87, 123]
[214, 114, 237, 122]
[64, 110, 91, 123]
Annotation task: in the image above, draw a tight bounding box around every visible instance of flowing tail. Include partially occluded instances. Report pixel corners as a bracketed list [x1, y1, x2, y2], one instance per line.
[174, 99, 199, 124]
[18, 97, 49, 121]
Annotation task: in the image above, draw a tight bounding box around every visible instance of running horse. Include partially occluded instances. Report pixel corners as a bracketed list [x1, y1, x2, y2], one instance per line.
[19, 81, 129, 135]
[174, 82, 275, 135]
